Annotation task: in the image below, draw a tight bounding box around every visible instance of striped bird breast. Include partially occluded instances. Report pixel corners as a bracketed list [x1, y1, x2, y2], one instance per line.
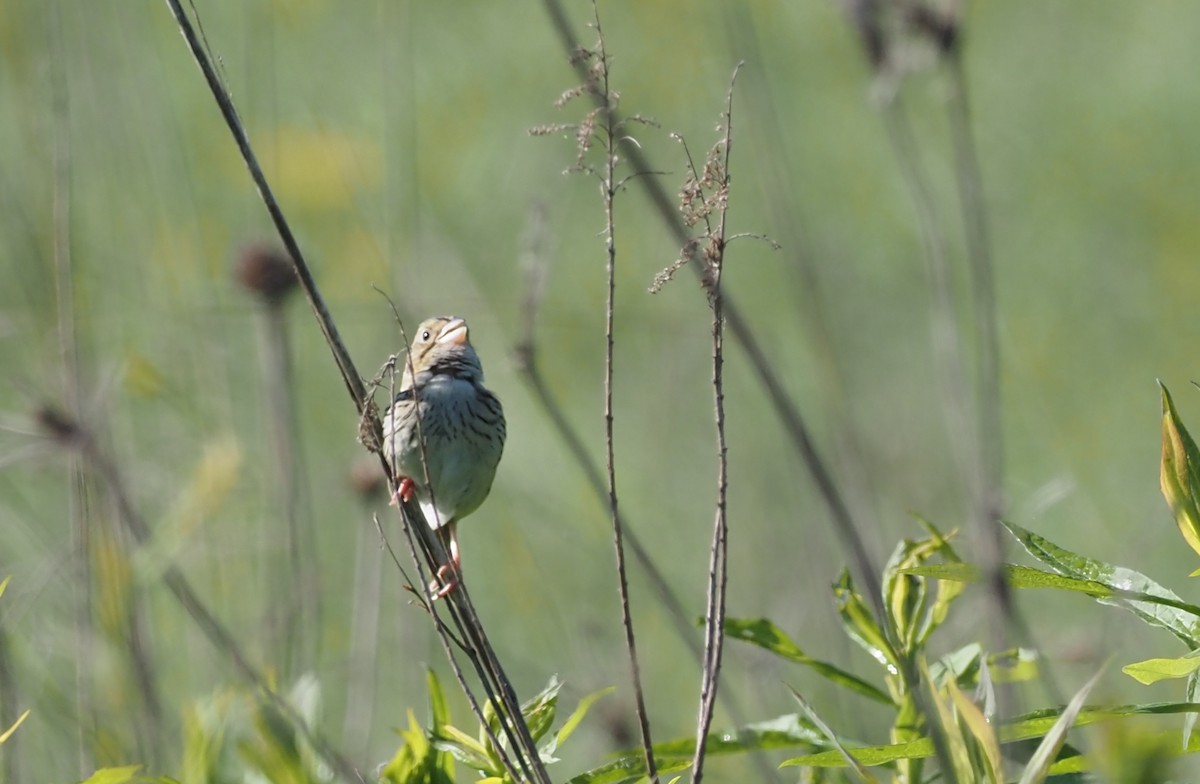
[385, 374, 506, 518]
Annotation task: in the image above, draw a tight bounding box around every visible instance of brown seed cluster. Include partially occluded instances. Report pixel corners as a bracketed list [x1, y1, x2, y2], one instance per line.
[235, 243, 299, 305]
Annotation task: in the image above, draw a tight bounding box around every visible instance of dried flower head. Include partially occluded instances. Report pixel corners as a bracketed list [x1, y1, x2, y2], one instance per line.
[235, 243, 298, 305]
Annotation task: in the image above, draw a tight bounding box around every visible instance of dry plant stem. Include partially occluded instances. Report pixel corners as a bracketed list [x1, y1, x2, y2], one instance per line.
[945, 51, 1013, 648]
[591, 12, 659, 780]
[539, 0, 883, 616]
[164, 2, 547, 777]
[258, 301, 319, 678]
[42, 412, 363, 782]
[691, 66, 739, 784]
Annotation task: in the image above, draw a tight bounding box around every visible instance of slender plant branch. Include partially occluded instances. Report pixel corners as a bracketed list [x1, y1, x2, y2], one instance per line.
[691, 63, 741, 784]
[944, 45, 1014, 652]
[573, 10, 661, 780]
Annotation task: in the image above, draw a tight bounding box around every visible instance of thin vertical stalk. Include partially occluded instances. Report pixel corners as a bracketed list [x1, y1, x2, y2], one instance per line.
[259, 299, 319, 678]
[691, 65, 739, 784]
[592, 11, 658, 779]
[945, 50, 1012, 635]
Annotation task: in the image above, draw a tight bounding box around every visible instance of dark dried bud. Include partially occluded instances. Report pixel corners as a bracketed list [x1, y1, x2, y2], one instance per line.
[235, 243, 298, 305]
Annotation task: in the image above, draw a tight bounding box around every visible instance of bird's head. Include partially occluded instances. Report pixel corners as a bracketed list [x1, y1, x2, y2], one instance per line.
[403, 316, 484, 386]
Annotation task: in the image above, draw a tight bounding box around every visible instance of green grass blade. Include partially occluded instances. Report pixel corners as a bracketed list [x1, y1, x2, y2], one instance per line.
[1016, 667, 1102, 784]
[723, 618, 893, 704]
[787, 685, 881, 783]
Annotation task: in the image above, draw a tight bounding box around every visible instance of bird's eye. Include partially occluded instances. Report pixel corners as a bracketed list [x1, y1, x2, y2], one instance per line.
[421, 330, 431, 341]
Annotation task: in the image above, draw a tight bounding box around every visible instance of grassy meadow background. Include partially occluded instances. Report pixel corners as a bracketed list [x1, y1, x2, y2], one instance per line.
[3, 0, 1200, 780]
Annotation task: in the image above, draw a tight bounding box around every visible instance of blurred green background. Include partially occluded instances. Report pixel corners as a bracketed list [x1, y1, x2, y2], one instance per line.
[3, 0, 1200, 780]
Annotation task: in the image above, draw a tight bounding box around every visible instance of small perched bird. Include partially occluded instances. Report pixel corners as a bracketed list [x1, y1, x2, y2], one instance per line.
[381, 316, 506, 598]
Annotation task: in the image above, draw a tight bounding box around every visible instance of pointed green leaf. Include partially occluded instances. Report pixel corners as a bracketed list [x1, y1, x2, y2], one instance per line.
[833, 569, 900, 674]
[1160, 382, 1200, 561]
[521, 675, 563, 744]
[722, 618, 892, 704]
[1186, 670, 1200, 750]
[649, 712, 830, 758]
[788, 685, 881, 783]
[436, 723, 496, 773]
[565, 756, 691, 784]
[1004, 521, 1200, 646]
[782, 701, 1200, 768]
[0, 576, 9, 600]
[1017, 667, 1102, 784]
[549, 686, 614, 755]
[0, 708, 28, 745]
[427, 668, 449, 728]
[947, 680, 1003, 783]
[1123, 651, 1200, 685]
[425, 668, 452, 777]
[77, 767, 143, 784]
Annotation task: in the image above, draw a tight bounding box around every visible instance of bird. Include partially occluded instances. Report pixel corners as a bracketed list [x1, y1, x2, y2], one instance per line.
[381, 316, 506, 599]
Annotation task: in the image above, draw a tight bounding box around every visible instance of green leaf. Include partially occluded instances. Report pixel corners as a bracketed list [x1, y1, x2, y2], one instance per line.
[722, 618, 892, 704]
[0, 708, 28, 745]
[1123, 651, 1200, 685]
[782, 701, 1200, 768]
[649, 712, 830, 758]
[1160, 382, 1200, 562]
[903, 563, 1112, 596]
[426, 667, 453, 777]
[521, 675, 563, 745]
[77, 767, 143, 784]
[0, 575, 9, 600]
[436, 723, 497, 773]
[881, 526, 964, 651]
[546, 686, 614, 757]
[1017, 667, 1102, 784]
[833, 569, 900, 675]
[788, 684, 881, 783]
[947, 680, 1002, 783]
[382, 710, 455, 783]
[1186, 670, 1200, 750]
[565, 756, 691, 784]
[1003, 521, 1200, 646]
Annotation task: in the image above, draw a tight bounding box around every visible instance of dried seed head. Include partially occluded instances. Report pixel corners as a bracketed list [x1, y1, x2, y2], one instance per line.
[235, 243, 298, 305]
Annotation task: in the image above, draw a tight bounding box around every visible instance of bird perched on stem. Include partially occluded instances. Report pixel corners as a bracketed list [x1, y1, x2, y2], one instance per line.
[382, 316, 506, 599]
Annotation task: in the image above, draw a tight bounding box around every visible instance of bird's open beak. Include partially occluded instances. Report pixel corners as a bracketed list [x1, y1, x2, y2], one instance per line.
[437, 318, 469, 346]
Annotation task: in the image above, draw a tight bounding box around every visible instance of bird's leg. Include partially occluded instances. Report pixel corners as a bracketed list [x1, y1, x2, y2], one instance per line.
[429, 522, 461, 600]
[389, 476, 416, 507]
